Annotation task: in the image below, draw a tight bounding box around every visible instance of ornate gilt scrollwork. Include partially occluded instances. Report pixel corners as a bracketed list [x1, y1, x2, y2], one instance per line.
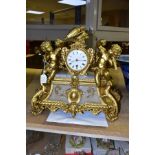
[31, 26, 122, 122]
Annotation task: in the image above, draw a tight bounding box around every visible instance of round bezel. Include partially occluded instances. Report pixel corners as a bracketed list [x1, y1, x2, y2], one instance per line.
[65, 48, 89, 75]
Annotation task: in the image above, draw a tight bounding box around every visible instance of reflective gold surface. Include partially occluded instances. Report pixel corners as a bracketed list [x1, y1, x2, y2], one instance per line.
[31, 26, 122, 122]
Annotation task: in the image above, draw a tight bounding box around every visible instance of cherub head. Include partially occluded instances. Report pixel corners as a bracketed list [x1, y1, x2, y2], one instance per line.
[40, 41, 53, 53]
[55, 39, 64, 47]
[109, 44, 122, 57]
[96, 39, 107, 48]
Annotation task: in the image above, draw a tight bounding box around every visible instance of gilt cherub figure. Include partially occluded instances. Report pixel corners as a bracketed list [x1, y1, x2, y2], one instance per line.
[40, 41, 61, 83]
[95, 39, 122, 121]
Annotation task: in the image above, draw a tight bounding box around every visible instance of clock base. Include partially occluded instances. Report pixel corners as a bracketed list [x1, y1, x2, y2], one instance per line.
[31, 73, 121, 122]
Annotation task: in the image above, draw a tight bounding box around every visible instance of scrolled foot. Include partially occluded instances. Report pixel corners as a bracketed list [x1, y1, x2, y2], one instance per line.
[106, 113, 118, 121]
[105, 105, 118, 121]
[31, 105, 44, 115]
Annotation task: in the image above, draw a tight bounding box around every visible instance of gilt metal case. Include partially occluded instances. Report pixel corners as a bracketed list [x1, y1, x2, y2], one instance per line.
[31, 26, 122, 121]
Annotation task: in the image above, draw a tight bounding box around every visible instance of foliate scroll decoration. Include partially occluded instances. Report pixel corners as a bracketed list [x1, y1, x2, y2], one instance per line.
[31, 26, 122, 122]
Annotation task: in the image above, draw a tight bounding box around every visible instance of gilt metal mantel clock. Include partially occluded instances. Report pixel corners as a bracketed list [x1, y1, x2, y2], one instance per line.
[31, 26, 122, 121]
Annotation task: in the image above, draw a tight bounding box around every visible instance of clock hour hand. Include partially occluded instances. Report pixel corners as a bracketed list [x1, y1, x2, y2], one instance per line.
[69, 60, 76, 63]
[69, 59, 79, 63]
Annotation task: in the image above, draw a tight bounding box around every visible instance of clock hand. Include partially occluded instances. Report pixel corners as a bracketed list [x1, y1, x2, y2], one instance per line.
[69, 59, 86, 63]
[70, 59, 80, 62]
[69, 60, 76, 63]
[77, 60, 86, 62]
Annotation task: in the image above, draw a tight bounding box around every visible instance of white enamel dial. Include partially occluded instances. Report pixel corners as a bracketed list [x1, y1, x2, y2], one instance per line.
[66, 49, 88, 71]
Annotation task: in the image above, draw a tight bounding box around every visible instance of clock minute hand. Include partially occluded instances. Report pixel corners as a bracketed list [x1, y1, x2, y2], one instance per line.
[70, 59, 86, 62]
[77, 60, 86, 62]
